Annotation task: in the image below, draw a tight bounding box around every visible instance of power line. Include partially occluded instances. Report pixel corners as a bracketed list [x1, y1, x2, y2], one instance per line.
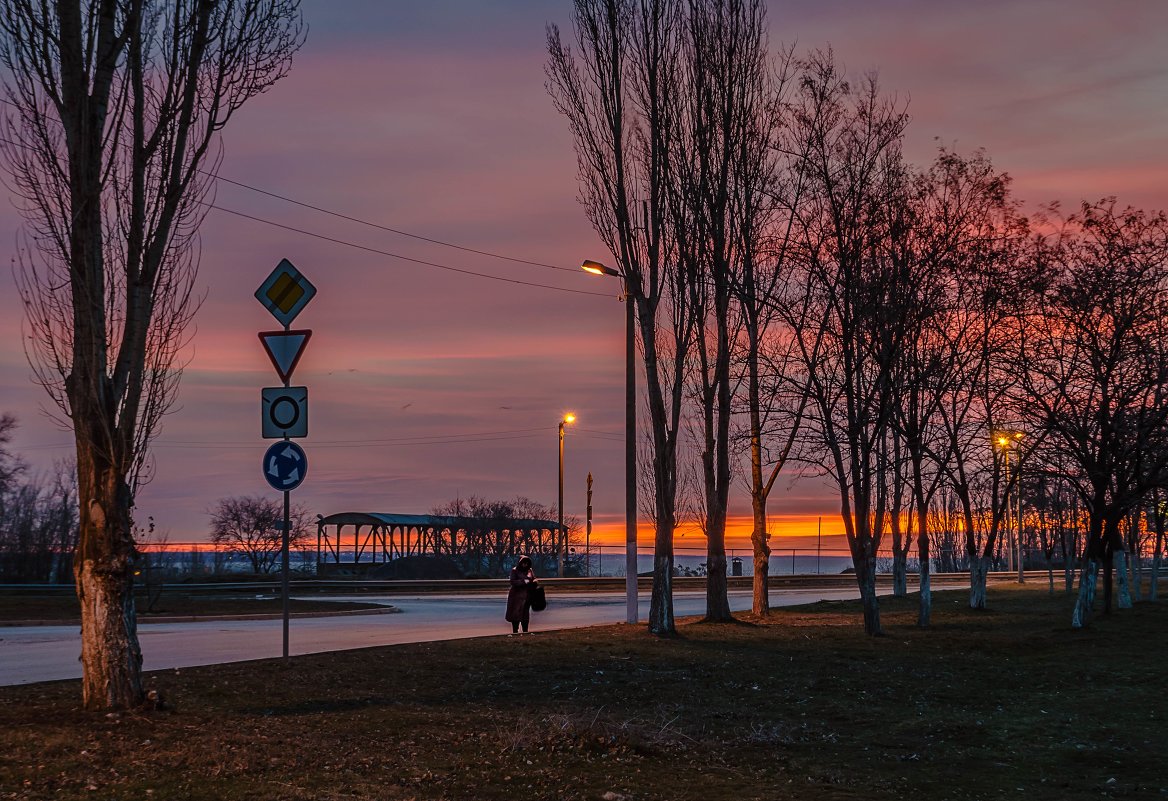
[0, 97, 576, 275]
[18, 429, 545, 452]
[209, 173, 575, 272]
[207, 203, 609, 297]
[0, 107, 605, 298]
[18, 426, 628, 452]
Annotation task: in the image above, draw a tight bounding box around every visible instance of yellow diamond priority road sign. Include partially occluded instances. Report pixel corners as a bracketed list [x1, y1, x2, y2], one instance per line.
[255, 258, 316, 327]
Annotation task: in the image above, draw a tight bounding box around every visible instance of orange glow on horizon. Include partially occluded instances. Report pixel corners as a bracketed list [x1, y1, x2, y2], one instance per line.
[140, 515, 853, 555]
[582, 514, 851, 553]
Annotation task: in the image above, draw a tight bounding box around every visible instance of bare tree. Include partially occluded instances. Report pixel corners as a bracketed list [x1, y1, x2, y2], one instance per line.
[548, 0, 695, 635]
[907, 176, 1031, 610]
[430, 494, 583, 576]
[0, 414, 22, 493]
[1018, 201, 1168, 627]
[209, 495, 310, 575]
[1149, 490, 1165, 600]
[0, 418, 79, 584]
[890, 148, 1022, 625]
[787, 50, 909, 635]
[0, 0, 303, 709]
[669, 0, 779, 621]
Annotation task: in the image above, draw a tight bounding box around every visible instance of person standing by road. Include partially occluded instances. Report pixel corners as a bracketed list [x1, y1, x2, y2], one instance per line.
[506, 555, 537, 634]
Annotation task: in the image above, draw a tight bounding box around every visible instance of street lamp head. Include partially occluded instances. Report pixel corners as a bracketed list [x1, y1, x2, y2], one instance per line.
[581, 259, 621, 278]
[563, 412, 576, 425]
[997, 436, 1009, 447]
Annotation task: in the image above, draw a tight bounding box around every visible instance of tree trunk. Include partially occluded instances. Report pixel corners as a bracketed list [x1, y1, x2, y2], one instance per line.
[1125, 512, 1141, 602]
[1151, 498, 1163, 601]
[849, 537, 882, 635]
[74, 463, 142, 710]
[747, 327, 770, 616]
[1115, 549, 1132, 609]
[749, 483, 770, 613]
[891, 517, 908, 597]
[917, 556, 931, 627]
[914, 488, 930, 628]
[704, 547, 731, 621]
[1102, 553, 1113, 615]
[969, 555, 990, 609]
[1150, 547, 1160, 601]
[857, 554, 881, 635]
[1072, 558, 1098, 628]
[894, 443, 912, 598]
[649, 550, 675, 635]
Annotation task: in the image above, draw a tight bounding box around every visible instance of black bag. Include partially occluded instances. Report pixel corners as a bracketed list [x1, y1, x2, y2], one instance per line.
[528, 583, 547, 612]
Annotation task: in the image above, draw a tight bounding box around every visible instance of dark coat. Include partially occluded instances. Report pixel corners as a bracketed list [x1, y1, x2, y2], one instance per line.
[505, 566, 535, 623]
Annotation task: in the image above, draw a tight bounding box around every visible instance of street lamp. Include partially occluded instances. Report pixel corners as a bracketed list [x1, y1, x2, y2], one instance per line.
[995, 430, 1026, 583]
[581, 259, 638, 624]
[558, 412, 576, 577]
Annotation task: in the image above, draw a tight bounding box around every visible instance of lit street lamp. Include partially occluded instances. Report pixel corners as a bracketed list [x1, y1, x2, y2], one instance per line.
[995, 430, 1026, 583]
[582, 259, 638, 624]
[558, 412, 576, 577]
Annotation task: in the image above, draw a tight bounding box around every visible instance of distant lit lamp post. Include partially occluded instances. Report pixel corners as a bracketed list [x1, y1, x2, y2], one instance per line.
[582, 258, 638, 624]
[995, 430, 1026, 583]
[558, 412, 576, 577]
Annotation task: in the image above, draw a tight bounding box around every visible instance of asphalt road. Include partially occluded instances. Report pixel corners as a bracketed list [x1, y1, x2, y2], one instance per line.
[0, 584, 901, 686]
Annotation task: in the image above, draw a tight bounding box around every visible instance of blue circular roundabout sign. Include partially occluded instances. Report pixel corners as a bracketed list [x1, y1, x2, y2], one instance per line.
[262, 441, 307, 492]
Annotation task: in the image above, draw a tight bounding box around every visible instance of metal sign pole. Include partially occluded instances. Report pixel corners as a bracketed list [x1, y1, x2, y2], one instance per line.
[255, 258, 315, 665]
[282, 489, 290, 660]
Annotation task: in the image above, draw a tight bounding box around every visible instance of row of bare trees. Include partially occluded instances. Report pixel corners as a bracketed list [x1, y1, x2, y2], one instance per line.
[548, 0, 1168, 637]
[0, 415, 78, 583]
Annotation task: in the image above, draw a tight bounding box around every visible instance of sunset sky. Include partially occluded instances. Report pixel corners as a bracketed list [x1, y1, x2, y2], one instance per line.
[1, 0, 1166, 551]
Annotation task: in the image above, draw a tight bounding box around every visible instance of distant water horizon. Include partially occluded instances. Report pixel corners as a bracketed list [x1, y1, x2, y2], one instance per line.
[580, 552, 855, 577]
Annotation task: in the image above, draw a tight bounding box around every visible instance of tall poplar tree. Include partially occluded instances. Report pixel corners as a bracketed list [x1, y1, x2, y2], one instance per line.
[0, 0, 304, 709]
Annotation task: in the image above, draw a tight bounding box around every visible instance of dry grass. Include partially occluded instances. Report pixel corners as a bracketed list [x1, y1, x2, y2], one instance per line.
[1, 585, 1165, 800]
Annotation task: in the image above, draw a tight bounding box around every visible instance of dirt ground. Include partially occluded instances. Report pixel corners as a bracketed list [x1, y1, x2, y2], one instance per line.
[1, 585, 1164, 800]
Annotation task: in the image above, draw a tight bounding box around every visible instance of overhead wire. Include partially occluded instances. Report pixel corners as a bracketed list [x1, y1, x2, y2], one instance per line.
[18, 426, 626, 451]
[0, 101, 607, 298]
[207, 203, 609, 297]
[0, 102, 631, 456]
[209, 172, 575, 272]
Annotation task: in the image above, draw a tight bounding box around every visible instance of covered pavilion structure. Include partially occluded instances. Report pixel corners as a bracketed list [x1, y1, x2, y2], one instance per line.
[315, 512, 564, 574]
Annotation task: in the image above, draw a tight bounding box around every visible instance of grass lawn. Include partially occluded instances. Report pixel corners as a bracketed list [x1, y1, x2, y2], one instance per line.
[0, 585, 1164, 800]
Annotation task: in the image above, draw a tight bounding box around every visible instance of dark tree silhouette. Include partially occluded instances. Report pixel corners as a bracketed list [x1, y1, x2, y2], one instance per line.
[0, 0, 304, 709]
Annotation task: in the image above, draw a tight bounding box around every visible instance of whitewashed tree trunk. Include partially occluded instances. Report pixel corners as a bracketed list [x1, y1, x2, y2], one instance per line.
[1115, 550, 1132, 609]
[1129, 547, 1142, 602]
[892, 556, 908, 596]
[858, 554, 881, 635]
[918, 566, 931, 626]
[969, 556, 990, 609]
[1151, 550, 1160, 601]
[1072, 559, 1098, 628]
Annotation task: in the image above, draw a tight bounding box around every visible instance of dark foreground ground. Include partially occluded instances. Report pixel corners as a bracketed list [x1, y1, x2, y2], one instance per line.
[1, 585, 1164, 800]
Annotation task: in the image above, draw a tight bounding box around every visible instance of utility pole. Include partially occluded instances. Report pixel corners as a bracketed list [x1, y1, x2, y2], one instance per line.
[817, 516, 822, 575]
[586, 472, 593, 577]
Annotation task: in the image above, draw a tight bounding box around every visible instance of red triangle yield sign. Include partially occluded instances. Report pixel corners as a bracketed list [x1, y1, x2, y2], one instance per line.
[259, 329, 312, 383]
